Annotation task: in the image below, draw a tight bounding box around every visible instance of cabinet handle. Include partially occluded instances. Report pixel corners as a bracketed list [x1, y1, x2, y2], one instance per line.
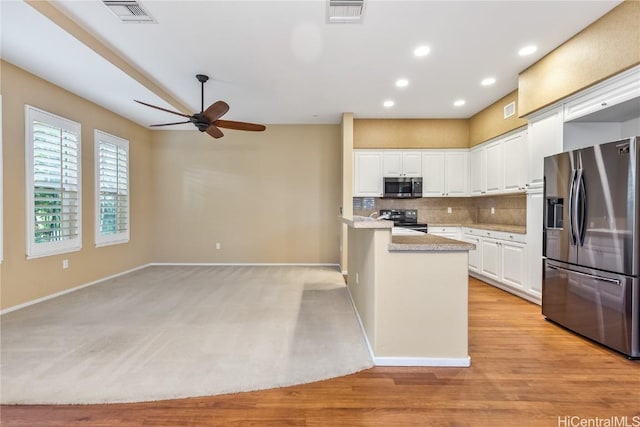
[601, 102, 608, 107]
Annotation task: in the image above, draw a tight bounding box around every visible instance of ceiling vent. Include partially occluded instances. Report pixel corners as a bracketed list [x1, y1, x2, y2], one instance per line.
[103, 1, 156, 23]
[504, 101, 516, 119]
[327, 0, 365, 24]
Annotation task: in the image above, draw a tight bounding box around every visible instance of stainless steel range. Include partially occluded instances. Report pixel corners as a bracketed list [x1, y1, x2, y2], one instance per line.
[379, 209, 428, 233]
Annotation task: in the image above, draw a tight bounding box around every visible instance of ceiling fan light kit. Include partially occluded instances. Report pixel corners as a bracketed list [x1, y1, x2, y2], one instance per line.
[135, 74, 266, 139]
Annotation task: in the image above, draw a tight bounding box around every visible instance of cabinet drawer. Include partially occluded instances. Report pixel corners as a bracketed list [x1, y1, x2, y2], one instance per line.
[462, 228, 526, 244]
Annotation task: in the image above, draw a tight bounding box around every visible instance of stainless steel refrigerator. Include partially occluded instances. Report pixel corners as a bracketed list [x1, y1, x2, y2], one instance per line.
[542, 137, 639, 358]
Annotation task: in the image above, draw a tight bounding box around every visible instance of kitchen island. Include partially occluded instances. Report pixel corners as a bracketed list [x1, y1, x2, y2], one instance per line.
[343, 217, 475, 367]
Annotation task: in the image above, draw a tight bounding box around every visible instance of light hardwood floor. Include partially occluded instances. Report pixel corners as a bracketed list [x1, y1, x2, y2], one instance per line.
[2, 277, 638, 426]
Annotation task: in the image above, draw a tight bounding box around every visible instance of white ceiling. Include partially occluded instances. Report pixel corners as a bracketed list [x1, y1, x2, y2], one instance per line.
[1, 0, 622, 129]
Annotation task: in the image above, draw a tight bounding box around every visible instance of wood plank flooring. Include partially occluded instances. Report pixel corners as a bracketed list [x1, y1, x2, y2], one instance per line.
[2, 277, 639, 426]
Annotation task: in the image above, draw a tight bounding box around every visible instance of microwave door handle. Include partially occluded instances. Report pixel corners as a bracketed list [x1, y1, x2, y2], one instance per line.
[568, 169, 578, 246]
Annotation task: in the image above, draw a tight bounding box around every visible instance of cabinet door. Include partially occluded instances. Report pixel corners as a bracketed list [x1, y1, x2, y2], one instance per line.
[480, 238, 500, 281]
[462, 235, 481, 273]
[485, 140, 503, 193]
[445, 152, 468, 196]
[501, 241, 526, 290]
[421, 151, 445, 196]
[354, 151, 383, 196]
[469, 146, 486, 195]
[402, 151, 422, 177]
[502, 131, 528, 192]
[527, 108, 563, 186]
[383, 152, 403, 177]
[429, 227, 460, 240]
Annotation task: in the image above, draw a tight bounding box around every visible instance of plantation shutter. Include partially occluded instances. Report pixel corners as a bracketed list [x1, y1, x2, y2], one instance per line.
[95, 131, 129, 246]
[26, 106, 82, 258]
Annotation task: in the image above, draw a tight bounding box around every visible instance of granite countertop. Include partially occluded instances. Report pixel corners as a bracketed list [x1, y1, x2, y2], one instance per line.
[431, 223, 526, 234]
[342, 216, 393, 229]
[389, 234, 475, 252]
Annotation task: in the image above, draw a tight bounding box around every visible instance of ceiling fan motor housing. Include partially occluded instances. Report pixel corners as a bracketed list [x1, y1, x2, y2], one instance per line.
[191, 113, 210, 132]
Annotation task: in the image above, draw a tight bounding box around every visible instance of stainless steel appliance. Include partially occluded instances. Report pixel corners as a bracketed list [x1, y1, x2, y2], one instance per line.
[542, 137, 639, 358]
[383, 177, 423, 198]
[379, 209, 428, 233]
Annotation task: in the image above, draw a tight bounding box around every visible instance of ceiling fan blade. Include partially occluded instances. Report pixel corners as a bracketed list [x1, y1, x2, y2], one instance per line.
[206, 125, 224, 139]
[202, 101, 230, 122]
[149, 121, 192, 127]
[214, 119, 266, 132]
[134, 100, 192, 119]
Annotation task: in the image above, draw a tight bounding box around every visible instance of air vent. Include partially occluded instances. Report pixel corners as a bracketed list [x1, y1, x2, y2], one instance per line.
[103, 1, 156, 23]
[504, 101, 516, 119]
[327, 0, 365, 24]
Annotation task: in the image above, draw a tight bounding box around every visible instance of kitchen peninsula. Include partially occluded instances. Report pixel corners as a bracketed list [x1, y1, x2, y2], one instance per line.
[343, 217, 474, 367]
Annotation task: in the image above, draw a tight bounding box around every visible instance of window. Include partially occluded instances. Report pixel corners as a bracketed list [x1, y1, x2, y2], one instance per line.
[95, 130, 129, 246]
[25, 106, 82, 258]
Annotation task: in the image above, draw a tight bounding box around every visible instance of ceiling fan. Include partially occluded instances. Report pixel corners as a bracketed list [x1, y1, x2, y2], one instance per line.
[135, 74, 266, 139]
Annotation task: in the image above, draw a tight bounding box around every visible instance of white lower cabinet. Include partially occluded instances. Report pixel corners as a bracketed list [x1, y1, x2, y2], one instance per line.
[428, 226, 460, 240]
[462, 227, 535, 303]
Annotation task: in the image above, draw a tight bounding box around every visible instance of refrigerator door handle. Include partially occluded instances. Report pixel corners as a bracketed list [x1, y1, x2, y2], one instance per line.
[568, 169, 578, 246]
[577, 169, 587, 246]
[547, 264, 621, 286]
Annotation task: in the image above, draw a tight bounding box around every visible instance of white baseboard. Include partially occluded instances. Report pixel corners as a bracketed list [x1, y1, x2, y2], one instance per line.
[148, 262, 341, 268]
[344, 285, 376, 363]
[0, 263, 152, 315]
[469, 272, 541, 305]
[374, 356, 471, 367]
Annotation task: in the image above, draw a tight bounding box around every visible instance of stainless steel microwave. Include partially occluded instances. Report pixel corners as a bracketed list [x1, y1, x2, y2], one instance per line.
[383, 177, 423, 198]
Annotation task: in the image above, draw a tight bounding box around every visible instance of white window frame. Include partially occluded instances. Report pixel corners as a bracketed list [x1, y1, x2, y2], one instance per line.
[94, 130, 130, 247]
[25, 105, 82, 259]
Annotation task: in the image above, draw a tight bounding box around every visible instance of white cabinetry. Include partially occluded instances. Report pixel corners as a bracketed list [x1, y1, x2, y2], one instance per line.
[484, 140, 503, 194]
[383, 151, 422, 177]
[421, 151, 468, 197]
[563, 66, 640, 122]
[470, 128, 527, 195]
[428, 226, 460, 240]
[527, 107, 563, 186]
[354, 151, 383, 197]
[469, 146, 486, 195]
[502, 131, 528, 192]
[463, 228, 532, 302]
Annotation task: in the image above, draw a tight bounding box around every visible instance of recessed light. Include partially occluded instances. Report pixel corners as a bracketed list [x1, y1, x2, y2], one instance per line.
[395, 78, 409, 88]
[383, 100, 395, 108]
[481, 77, 496, 86]
[518, 45, 537, 56]
[453, 99, 466, 107]
[414, 45, 430, 57]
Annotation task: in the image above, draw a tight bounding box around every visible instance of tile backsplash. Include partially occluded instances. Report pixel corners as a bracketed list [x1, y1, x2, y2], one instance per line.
[353, 194, 526, 226]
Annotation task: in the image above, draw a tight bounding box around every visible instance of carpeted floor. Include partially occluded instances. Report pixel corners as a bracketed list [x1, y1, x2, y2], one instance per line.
[0, 265, 373, 404]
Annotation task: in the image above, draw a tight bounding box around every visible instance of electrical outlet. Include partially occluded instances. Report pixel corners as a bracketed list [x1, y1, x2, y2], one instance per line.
[62, 259, 69, 269]
[215, 242, 221, 250]
[356, 273, 359, 284]
[447, 207, 452, 214]
[491, 207, 495, 215]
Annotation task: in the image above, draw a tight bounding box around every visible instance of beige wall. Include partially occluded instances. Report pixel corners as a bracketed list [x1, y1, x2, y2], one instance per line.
[341, 113, 354, 270]
[519, 1, 640, 117]
[1, 61, 154, 310]
[468, 90, 527, 147]
[150, 125, 342, 264]
[354, 119, 469, 149]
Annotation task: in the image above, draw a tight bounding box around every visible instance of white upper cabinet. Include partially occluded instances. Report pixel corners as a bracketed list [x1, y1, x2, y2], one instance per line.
[563, 66, 640, 122]
[484, 140, 503, 194]
[383, 151, 422, 177]
[527, 107, 563, 186]
[421, 151, 468, 197]
[469, 146, 486, 195]
[353, 150, 383, 197]
[501, 130, 528, 192]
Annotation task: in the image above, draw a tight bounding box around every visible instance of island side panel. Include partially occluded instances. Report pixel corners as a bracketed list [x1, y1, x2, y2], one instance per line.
[374, 250, 469, 359]
[347, 227, 378, 351]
